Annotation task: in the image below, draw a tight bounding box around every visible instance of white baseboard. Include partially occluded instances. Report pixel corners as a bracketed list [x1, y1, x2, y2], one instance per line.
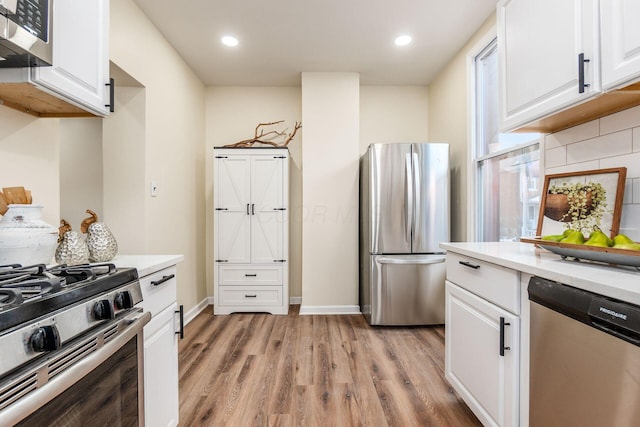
[299, 305, 361, 315]
[188, 296, 357, 318]
[183, 297, 214, 326]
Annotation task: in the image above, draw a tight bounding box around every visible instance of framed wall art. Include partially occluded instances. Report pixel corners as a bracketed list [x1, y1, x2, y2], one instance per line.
[536, 167, 627, 237]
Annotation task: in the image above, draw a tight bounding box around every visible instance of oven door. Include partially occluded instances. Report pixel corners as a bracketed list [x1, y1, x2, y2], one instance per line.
[1, 310, 150, 426]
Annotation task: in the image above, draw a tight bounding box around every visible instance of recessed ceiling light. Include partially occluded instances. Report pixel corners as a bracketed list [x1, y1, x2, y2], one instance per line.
[394, 35, 412, 47]
[221, 36, 239, 47]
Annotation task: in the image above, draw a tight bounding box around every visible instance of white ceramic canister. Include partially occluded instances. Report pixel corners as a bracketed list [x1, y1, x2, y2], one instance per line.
[0, 205, 58, 266]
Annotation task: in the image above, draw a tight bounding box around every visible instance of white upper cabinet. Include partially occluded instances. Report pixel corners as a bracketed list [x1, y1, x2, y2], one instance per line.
[31, 0, 111, 116]
[498, 0, 600, 132]
[601, 0, 640, 90]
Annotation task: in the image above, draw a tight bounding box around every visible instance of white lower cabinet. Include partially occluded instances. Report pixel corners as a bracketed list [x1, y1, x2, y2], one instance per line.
[143, 303, 179, 427]
[445, 253, 520, 427]
[138, 266, 181, 427]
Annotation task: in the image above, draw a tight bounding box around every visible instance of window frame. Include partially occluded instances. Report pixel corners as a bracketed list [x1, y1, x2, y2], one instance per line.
[467, 28, 541, 241]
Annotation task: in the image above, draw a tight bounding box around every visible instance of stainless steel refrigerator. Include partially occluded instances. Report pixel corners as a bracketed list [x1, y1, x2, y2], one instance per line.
[359, 143, 449, 325]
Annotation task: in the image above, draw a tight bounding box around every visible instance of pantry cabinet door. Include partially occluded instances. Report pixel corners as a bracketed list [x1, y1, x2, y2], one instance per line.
[215, 156, 251, 264]
[601, 0, 640, 90]
[498, 0, 600, 132]
[250, 156, 285, 263]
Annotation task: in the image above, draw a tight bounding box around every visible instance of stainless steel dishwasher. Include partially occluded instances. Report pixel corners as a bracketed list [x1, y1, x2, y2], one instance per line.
[528, 276, 640, 427]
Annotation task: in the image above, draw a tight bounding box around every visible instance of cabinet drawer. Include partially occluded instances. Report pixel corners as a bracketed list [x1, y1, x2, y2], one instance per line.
[218, 286, 282, 306]
[138, 266, 177, 317]
[218, 265, 283, 286]
[446, 252, 519, 314]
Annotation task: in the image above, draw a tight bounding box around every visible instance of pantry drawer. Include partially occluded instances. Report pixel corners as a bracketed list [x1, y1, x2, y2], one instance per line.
[446, 252, 520, 314]
[218, 286, 282, 306]
[218, 265, 283, 286]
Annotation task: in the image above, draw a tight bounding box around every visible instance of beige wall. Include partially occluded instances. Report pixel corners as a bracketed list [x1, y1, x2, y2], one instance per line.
[205, 87, 302, 298]
[360, 86, 429, 154]
[59, 119, 103, 230]
[428, 13, 496, 242]
[0, 107, 60, 226]
[110, 0, 206, 313]
[301, 72, 360, 311]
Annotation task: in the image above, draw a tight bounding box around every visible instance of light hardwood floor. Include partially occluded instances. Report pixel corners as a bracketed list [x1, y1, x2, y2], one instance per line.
[178, 305, 481, 426]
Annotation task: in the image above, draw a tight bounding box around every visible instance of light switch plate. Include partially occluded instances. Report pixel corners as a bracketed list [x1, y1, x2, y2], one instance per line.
[150, 181, 158, 197]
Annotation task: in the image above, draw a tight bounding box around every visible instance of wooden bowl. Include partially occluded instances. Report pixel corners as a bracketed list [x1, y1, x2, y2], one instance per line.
[544, 192, 594, 222]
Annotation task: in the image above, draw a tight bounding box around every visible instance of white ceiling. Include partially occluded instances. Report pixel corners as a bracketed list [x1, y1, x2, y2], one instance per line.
[132, 0, 497, 86]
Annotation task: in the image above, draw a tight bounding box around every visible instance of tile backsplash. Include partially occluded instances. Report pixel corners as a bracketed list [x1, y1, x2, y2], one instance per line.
[545, 105, 640, 240]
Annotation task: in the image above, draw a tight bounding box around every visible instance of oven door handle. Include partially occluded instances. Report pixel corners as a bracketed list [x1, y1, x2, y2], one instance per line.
[0, 311, 151, 426]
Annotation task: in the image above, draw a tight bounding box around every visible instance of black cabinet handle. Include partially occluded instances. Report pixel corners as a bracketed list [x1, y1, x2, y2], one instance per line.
[247, 204, 250, 215]
[175, 305, 184, 339]
[578, 53, 590, 94]
[500, 316, 511, 356]
[245, 273, 257, 277]
[459, 260, 480, 270]
[151, 274, 175, 286]
[251, 204, 255, 215]
[104, 77, 115, 112]
[245, 294, 257, 298]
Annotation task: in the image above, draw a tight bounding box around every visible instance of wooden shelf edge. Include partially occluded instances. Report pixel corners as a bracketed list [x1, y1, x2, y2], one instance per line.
[0, 82, 97, 118]
[511, 83, 640, 134]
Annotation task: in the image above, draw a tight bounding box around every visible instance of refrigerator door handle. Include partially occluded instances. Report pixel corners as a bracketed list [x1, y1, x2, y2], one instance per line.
[405, 154, 413, 245]
[412, 151, 420, 241]
[376, 255, 446, 265]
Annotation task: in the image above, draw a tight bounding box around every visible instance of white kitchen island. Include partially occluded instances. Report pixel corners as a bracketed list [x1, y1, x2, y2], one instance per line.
[440, 241, 640, 427]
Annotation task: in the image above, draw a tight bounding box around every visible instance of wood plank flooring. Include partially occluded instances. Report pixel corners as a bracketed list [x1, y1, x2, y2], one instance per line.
[178, 306, 481, 427]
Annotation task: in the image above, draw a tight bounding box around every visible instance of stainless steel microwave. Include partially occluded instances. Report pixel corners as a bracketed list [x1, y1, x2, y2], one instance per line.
[0, 0, 52, 67]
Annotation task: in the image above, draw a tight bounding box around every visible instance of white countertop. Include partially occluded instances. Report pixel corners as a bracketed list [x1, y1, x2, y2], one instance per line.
[111, 254, 184, 277]
[440, 242, 640, 305]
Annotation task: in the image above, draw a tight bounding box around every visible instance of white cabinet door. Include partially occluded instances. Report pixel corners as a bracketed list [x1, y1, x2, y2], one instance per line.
[144, 303, 179, 427]
[601, 0, 640, 90]
[251, 155, 284, 263]
[216, 155, 251, 263]
[31, 0, 110, 116]
[216, 154, 285, 264]
[445, 281, 519, 427]
[498, 0, 599, 132]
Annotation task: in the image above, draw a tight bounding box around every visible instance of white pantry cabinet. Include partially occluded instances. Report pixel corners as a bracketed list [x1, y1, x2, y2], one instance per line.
[445, 253, 520, 427]
[497, 0, 600, 132]
[601, 0, 640, 90]
[0, 0, 111, 117]
[214, 147, 289, 315]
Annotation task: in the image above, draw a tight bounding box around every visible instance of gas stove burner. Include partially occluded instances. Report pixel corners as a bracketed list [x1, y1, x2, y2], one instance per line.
[0, 288, 23, 306]
[0, 264, 47, 279]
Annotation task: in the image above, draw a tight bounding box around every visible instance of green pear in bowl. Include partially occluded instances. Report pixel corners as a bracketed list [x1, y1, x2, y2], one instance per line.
[560, 229, 585, 245]
[542, 228, 576, 242]
[613, 233, 634, 246]
[585, 227, 613, 247]
[612, 233, 640, 250]
[541, 234, 564, 242]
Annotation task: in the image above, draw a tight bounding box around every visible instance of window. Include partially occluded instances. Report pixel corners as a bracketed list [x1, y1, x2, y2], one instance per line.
[472, 37, 540, 242]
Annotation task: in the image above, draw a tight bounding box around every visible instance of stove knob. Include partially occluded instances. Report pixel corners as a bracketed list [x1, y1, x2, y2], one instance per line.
[114, 291, 133, 310]
[93, 299, 115, 320]
[29, 325, 61, 353]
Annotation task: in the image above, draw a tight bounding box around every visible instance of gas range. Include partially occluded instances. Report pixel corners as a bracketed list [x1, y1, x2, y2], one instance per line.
[0, 262, 143, 381]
